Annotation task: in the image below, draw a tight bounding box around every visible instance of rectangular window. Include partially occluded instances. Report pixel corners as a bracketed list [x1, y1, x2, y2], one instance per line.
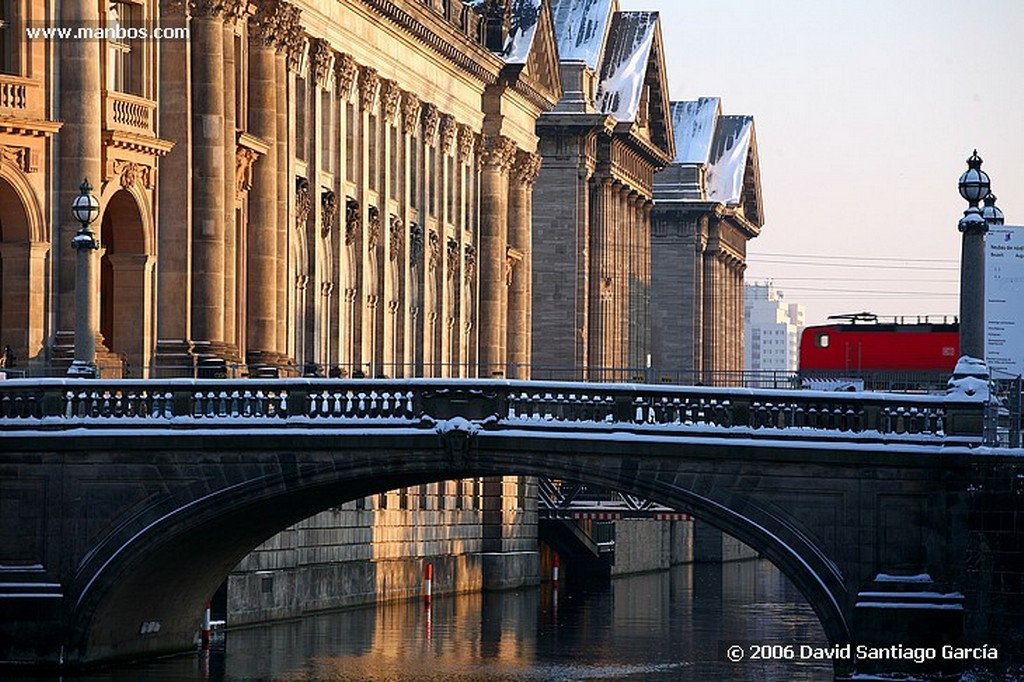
[108, 2, 143, 95]
[0, 0, 18, 75]
[321, 90, 333, 173]
[346, 103, 355, 182]
[409, 143, 418, 209]
[368, 114, 378, 190]
[295, 77, 307, 162]
[389, 126, 399, 200]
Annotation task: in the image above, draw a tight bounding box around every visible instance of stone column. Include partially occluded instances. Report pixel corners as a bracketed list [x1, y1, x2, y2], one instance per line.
[439, 114, 458, 377]
[457, 124, 476, 376]
[702, 236, 719, 384]
[222, 1, 246, 363]
[358, 65, 380, 375]
[478, 134, 516, 378]
[276, 14, 299, 365]
[56, 0, 103, 357]
[152, 0, 192, 374]
[189, 0, 227, 362]
[420, 104, 440, 376]
[588, 174, 614, 379]
[508, 150, 541, 379]
[244, 4, 280, 367]
[105, 253, 155, 376]
[401, 92, 422, 376]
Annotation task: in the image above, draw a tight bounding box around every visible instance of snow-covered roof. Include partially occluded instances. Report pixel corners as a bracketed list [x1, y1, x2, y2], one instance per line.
[707, 115, 754, 205]
[503, 0, 543, 64]
[550, 0, 615, 70]
[595, 11, 657, 122]
[671, 98, 720, 164]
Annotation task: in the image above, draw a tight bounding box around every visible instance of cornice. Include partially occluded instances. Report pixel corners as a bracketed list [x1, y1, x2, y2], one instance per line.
[357, 0, 502, 89]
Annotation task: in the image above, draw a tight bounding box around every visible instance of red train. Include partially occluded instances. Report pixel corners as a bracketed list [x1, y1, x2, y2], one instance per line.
[799, 313, 959, 391]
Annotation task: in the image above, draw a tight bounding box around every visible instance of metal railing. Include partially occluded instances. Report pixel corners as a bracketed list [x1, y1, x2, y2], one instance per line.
[0, 377, 989, 445]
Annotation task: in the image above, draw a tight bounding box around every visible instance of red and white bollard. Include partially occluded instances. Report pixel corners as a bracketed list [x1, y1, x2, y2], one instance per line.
[200, 602, 212, 649]
[552, 554, 560, 587]
[424, 563, 433, 605]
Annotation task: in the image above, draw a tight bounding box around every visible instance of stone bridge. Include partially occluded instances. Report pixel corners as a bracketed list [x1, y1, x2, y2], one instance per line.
[0, 377, 1018, 677]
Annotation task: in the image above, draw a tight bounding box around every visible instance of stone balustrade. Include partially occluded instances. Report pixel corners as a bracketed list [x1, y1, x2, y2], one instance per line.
[0, 76, 28, 110]
[103, 90, 156, 135]
[0, 378, 989, 445]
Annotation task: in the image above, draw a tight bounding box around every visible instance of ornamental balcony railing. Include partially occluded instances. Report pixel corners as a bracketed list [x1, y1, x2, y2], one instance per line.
[0, 377, 989, 446]
[0, 76, 28, 110]
[103, 90, 156, 136]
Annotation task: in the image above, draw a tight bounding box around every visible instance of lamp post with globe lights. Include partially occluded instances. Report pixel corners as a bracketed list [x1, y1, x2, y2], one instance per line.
[67, 179, 101, 378]
[956, 151, 991, 361]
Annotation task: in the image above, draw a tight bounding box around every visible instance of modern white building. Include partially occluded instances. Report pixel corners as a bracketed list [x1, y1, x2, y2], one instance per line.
[744, 282, 805, 380]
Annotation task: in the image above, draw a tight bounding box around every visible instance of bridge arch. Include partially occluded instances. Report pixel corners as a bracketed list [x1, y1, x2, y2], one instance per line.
[64, 430, 850, 665]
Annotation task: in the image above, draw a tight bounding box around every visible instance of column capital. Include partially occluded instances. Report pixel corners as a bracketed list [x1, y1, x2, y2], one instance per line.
[440, 115, 458, 156]
[381, 80, 402, 125]
[188, 0, 224, 19]
[334, 52, 358, 101]
[511, 150, 542, 187]
[359, 65, 380, 111]
[479, 134, 517, 173]
[401, 93, 421, 134]
[310, 38, 334, 90]
[457, 124, 476, 164]
[221, 0, 248, 23]
[421, 103, 441, 145]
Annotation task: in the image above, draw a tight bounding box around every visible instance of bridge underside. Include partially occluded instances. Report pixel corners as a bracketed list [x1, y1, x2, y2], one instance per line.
[1, 424, 978, 677]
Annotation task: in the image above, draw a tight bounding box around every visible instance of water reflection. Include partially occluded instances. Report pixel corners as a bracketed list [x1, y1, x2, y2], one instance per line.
[17, 560, 837, 682]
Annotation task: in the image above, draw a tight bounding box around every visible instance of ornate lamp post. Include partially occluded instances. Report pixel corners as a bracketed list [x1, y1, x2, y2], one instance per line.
[982, 192, 1004, 226]
[956, 151, 990, 360]
[67, 179, 101, 378]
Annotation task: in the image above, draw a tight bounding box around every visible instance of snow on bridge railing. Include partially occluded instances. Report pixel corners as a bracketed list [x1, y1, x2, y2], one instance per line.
[0, 378, 988, 445]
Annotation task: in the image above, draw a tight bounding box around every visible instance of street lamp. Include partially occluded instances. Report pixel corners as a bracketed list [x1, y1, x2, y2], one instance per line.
[982, 192, 1004, 226]
[67, 179, 101, 378]
[956, 151, 990, 360]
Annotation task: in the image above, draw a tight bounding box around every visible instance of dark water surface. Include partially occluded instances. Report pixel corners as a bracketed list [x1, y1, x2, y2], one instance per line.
[15, 560, 839, 681]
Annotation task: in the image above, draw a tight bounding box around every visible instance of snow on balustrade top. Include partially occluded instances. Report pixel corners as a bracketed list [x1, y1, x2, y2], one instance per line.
[706, 115, 754, 206]
[502, 0, 542, 64]
[670, 98, 721, 165]
[550, 0, 615, 70]
[595, 11, 658, 123]
[946, 355, 991, 401]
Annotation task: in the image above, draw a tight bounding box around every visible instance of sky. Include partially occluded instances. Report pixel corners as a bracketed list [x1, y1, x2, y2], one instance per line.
[619, 0, 1024, 326]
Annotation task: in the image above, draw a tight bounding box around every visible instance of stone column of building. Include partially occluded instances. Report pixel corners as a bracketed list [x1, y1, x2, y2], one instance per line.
[189, 0, 227, 363]
[588, 173, 614, 379]
[457, 125, 477, 377]
[55, 0, 103, 359]
[154, 0, 194, 375]
[379, 80, 401, 376]
[420, 104, 440, 376]
[333, 53, 357, 373]
[277, 7, 301, 365]
[244, 5, 280, 367]
[642, 198, 654, 372]
[309, 40, 334, 371]
[701, 234, 720, 385]
[626, 190, 641, 373]
[477, 134, 516, 378]
[614, 182, 632, 374]
[439, 114, 458, 376]
[358, 65, 380, 375]
[507, 150, 540, 380]
[401, 93, 422, 376]
[222, 0, 246, 363]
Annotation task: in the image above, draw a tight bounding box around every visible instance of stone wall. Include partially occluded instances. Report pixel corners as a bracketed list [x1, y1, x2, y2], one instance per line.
[966, 458, 1024, 652]
[228, 479, 539, 625]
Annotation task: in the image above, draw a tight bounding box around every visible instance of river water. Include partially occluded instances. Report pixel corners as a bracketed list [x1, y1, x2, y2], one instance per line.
[19, 559, 846, 682]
